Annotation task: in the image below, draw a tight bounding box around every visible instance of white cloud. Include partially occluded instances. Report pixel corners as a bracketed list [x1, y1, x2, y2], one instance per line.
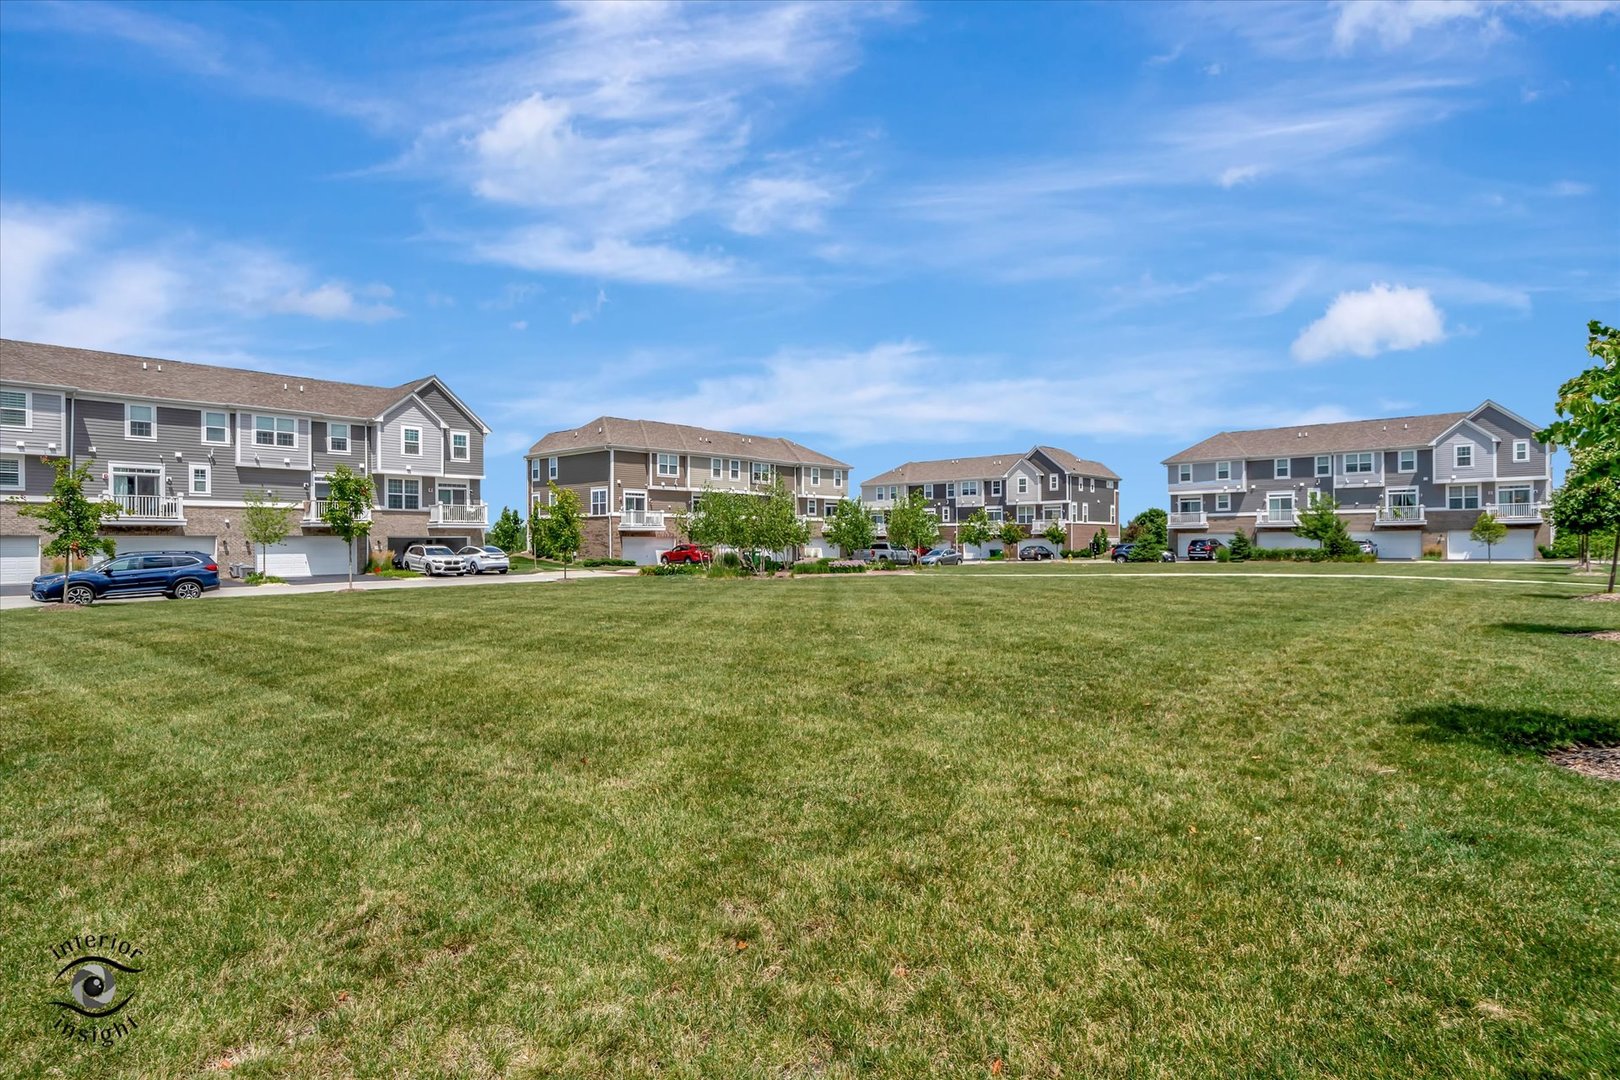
[1290, 282, 1447, 362]
[1218, 164, 1264, 188]
[0, 201, 400, 353]
[471, 226, 735, 286]
[730, 175, 839, 235]
[570, 288, 608, 325]
[1332, 0, 1619, 52]
[1548, 179, 1593, 196]
[510, 320, 528, 332]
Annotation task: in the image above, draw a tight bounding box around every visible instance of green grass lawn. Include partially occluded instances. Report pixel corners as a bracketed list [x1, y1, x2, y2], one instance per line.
[3, 567, 1617, 1078]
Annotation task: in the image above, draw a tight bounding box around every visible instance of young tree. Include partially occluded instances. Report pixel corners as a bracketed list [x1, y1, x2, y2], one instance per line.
[1546, 448, 1620, 573]
[884, 489, 940, 558]
[1293, 495, 1358, 557]
[748, 478, 811, 570]
[320, 464, 373, 590]
[1089, 528, 1109, 557]
[821, 497, 875, 558]
[1540, 321, 1620, 590]
[1469, 511, 1509, 563]
[957, 508, 995, 554]
[1122, 508, 1168, 548]
[997, 519, 1026, 554]
[8, 458, 121, 603]
[488, 506, 525, 555]
[1228, 528, 1254, 561]
[243, 489, 296, 574]
[1042, 521, 1067, 552]
[533, 481, 585, 579]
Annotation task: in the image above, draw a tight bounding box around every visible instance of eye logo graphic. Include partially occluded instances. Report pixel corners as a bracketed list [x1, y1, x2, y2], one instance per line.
[47, 934, 146, 1047]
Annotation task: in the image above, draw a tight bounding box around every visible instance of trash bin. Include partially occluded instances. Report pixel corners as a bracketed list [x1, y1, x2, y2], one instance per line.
[229, 563, 247, 579]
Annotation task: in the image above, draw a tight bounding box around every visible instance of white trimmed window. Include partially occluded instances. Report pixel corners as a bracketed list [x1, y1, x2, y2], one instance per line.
[190, 465, 211, 495]
[990, 480, 1002, 497]
[947, 482, 957, 499]
[1016, 475, 1029, 495]
[1274, 458, 1291, 478]
[450, 431, 469, 461]
[254, 414, 296, 448]
[730, 459, 741, 481]
[711, 457, 723, 479]
[1454, 444, 1473, 468]
[1512, 440, 1529, 463]
[923, 484, 934, 498]
[806, 499, 818, 517]
[1215, 493, 1231, 512]
[962, 480, 979, 497]
[834, 469, 843, 488]
[589, 487, 608, 516]
[402, 427, 422, 456]
[126, 403, 156, 440]
[987, 507, 1004, 522]
[328, 422, 350, 453]
[1048, 473, 1059, 491]
[752, 461, 773, 483]
[1398, 449, 1416, 472]
[202, 410, 230, 445]
[0, 455, 22, 489]
[1016, 505, 1034, 524]
[657, 453, 680, 477]
[0, 389, 30, 428]
[530, 459, 542, 481]
[1448, 484, 1481, 510]
[1177, 464, 1191, 482]
[386, 478, 421, 510]
[548, 457, 558, 480]
[1344, 452, 1374, 474]
[810, 466, 821, 485]
[1216, 461, 1231, 480]
[1178, 497, 1202, 514]
[1315, 455, 1331, 477]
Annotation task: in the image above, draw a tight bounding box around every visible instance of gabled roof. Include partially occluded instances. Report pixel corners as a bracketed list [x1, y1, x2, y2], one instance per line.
[528, 416, 849, 468]
[1162, 409, 1472, 465]
[864, 446, 1119, 487]
[0, 338, 460, 423]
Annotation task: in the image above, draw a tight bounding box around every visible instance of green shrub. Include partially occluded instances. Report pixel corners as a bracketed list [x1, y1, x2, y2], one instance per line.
[1214, 546, 1232, 563]
[827, 560, 867, 573]
[987, 551, 1004, 560]
[582, 557, 638, 567]
[1228, 530, 1253, 561]
[639, 562, 703, 576]
[791, 560, 829, 575]
[244, 571, 287, 585]
[1246, 547, 1375, 563]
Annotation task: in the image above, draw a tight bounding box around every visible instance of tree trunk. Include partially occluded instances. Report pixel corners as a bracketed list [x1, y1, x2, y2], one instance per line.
[1609, 533, 1619, 594]
[347, 537, 354, 591]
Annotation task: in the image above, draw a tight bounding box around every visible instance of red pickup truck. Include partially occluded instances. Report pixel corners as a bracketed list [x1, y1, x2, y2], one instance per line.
[660, 544, 713, 565]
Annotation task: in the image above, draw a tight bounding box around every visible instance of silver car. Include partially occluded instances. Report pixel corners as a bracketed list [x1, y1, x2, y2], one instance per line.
[458, 545, 510, 574]
[402, 544, 466, 576]
[919, 546, 962, 566]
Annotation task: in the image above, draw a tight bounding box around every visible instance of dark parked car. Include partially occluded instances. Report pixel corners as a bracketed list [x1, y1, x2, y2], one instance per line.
[1018, 544, 1056, 561]
[1110, 543, 1176, 564]
[1185, 538, 1226, 561]
[660, 544, 713, 565]
[31, 550, 220, 605]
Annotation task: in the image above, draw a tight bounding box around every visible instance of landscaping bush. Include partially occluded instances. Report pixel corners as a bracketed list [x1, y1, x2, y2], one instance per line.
[1228, 530, 1253, 561]
[1214, 546, 1232, 563]
[1247, 547, 1375, 563]
[987, 551, 1004, 560]
[719, 552, 743, 568]
[639, 562, 702, 576]
[1060, 548, 1094, 559]
[791, 560, 829, 575]
[243, 571, 287, 585]
[582, 558, 638, 567]
[827, 560, 867, 573]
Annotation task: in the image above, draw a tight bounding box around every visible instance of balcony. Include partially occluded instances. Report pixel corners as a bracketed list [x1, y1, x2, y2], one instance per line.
[305, 499, 372, 525]
[428, 501, 489, 526]
[1168, 511, 1207, 529]
[107, 494, 184, 523]
[1255, 508, 1297, 527]
[1374, 504, 1425, 526]
[618, 509, 666, 531]
[1490, 502, 1542, 523]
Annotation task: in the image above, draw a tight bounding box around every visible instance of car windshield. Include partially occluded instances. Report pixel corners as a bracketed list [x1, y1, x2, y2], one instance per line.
[926, 548, 950, 556]
[424, 546, 455, 556]
[482, 547, 504, 554]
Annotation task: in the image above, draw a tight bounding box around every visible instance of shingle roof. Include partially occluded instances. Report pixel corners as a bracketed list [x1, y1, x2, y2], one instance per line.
[528, 416, 849, 468]
[864, 446, 1120, 486]
[1162, 410, 1473, 464]
[1, 338, 434, 421]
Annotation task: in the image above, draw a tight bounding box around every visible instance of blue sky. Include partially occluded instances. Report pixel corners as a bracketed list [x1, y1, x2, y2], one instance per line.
[2, 0, 1616, 516]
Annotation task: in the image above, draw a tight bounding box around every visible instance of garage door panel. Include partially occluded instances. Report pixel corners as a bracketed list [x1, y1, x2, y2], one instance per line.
[1360, 531, 1420, 560]
[618, 537, 669, 565]
[1446, 528, 1536, 561]
[1, 535, 41, 585]
[263, 537, 352, 577]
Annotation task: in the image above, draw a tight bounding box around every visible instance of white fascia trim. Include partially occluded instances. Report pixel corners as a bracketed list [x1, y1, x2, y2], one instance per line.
[406, 377, 492, 435]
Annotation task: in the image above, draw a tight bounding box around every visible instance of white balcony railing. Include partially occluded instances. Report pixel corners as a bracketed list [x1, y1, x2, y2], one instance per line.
[109, 494, 184, 521]
[618, 509, 666, 530]
[1490, 502, 1542, 522]
[1374, 504, 1425, 525]
[1255, 509, 1297, 527]
[1168, 511, 1207, 529]
[429, 501, 489, 526]
[306, 499, 372, 523]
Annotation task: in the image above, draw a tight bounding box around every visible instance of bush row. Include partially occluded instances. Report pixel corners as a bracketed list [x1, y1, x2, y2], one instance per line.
[581, 557, 638, 567]
[1244, 548, 1377, 563]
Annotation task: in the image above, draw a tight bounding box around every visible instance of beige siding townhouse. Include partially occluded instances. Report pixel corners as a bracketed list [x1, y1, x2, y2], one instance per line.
[525, 417, 851, 563]
[860, 446, 1121, 552]
[0, 339, 491, 583]
[1162, 401, 1554, 560]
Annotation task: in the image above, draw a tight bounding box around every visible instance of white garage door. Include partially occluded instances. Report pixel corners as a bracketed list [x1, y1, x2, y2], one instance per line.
[108, 534, 217, 558]
[1257, 530, 1316, 550]
[618, 537, 669, 565]
[1, 534, 41, 585]
[263, 536, 353, 577]
[1360, 531, 1420, 560]
[1447, 528, 1537, 561]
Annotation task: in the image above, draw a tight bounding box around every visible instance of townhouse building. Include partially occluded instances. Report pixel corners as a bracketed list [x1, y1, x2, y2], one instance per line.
[525, 417, 851, 563]
[1162, 401, 1553, 561]
[0, 339, 490, 583]
[860, 447, 1121, 551]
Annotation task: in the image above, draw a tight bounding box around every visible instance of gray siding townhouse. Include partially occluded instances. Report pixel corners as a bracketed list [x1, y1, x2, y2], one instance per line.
[860, 447, 1121, 552]
[1162, 401, 1553, 561]
[526, 417, 851, 563]
[0, 339, 490, 583]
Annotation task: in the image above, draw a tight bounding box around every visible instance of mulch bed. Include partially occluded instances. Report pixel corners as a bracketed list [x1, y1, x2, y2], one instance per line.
[1576, 592, 1620, 602]
[1548, 746, 1620, 782]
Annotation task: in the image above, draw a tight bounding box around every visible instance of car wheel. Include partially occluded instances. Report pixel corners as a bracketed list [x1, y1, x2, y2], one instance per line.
[499, 568, 509, 574]
[172, 579, 204, 600]
[1113, 555, 1126, 563]
[65, 584, 95, 605]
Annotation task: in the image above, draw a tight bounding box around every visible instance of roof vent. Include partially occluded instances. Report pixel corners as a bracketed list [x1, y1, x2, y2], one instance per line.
[141, 361, 148, 370]
[299, 384, 304, 393]
[156, 364, 162, 372]
[283, 382, 289, 390]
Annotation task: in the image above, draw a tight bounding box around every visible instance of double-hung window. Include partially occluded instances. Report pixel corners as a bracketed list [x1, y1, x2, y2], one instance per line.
[1398, 449, 1416, 472]
[450, 432, 469, 461]
[990, 480, 1002, 497]
[1344, 452, 1374, 474]
[962, 480, 979, 497]
[402, 427, 422, 456]
[202, 411, 230, 445]
[386, 478, 421, 510]
[1048, 473, 1059, 491]
[1016, 476, 1029, 495]
[1448, 484, 1481, 510]
[657, 453, 680, 477]
[1274, 458, 1290, 479]
[946, 482, 956, 499]
[806, 499, 818, 517]
[810, 467, 821, 485]
[254, 414, 296, 448]
[729, 460, 741, 481]
[833, 469, 843, 488]
[1215, 493, 1231, 512]
[530, 459, 542, 482]
[752, 461, 773, 484]
[1177, 464, 1191, 483]
[190, 465, 211, 495]
[127, 404, 156, 440]
[1454, 444, 1473, 468]
[1512, 440, 1529, 463]
[0, 456, 22, 489]
[711, 457, 723, 479]
[589, 488, 608, 516]
[923, 484, 934, 498]
[328, 422, 350, 453]
[548, 457, 558, 481]
[1216, 461, 1232, 481]
[0, 390, 29, 428]
[1315, 455, 1331, 477]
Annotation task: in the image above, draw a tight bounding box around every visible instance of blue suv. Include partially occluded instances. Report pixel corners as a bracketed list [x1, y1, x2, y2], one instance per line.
[31, 550, 221, 605]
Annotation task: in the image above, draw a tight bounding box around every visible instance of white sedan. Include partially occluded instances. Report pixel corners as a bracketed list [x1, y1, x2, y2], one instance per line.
[458, 545, 511, 574]
[402, 544, 466, 576]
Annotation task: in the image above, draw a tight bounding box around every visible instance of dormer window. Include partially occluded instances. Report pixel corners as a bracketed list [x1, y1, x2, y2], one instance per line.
[1512, 440, 1528, 463]
[254, 414, 296, 448]
[402, 427, 422, 456]
[1454, 444, 1473, 468]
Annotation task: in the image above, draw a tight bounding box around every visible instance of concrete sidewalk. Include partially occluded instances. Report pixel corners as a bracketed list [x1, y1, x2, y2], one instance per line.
[0, 567, 634, 610]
